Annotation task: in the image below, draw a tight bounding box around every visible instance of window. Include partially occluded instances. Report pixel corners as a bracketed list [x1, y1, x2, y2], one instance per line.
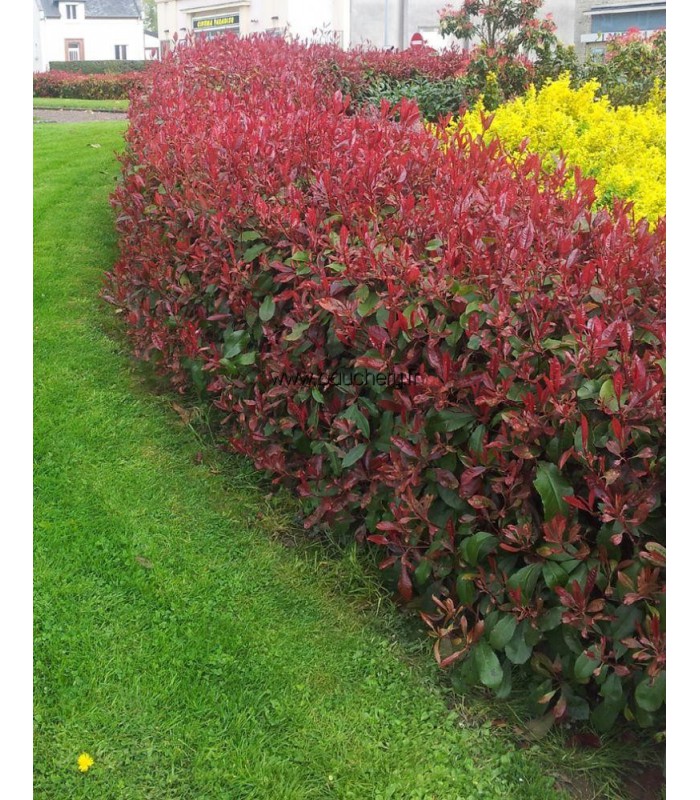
[66, 40, 83, 61]
[65, 4, 77, 19]
[591, 9, 666, 35]
[115, 45, 127, 60]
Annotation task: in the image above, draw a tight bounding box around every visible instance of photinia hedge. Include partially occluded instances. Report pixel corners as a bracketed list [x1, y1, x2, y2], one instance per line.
[107, 36, 665, 731]
[33, 70, 144, 100]
[340, 46, 471, 82]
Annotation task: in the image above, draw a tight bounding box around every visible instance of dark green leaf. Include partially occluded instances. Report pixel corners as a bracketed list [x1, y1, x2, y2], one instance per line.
[237, 352, 256, 366]
[539, 607, 563, 632]
[635, 672, 665, 713]
[469, 425, 485, 457]
[506, 563, 542, 601]
[436, 484, 464, 510]
[590, 697, 623, 732]
[533, 462, 574, 520]
[460, 532, 498, 566]
[456, 574, 476, 605]
[565, 694, 590, 721]
[474, 641, 503, 688]
[341, 443, 367, 468]
[259, 295, 276, 322]
[574, 650, 600, 681]
[504, 623, 533, 665]
[467, 335, 481, 350]
[489, 615, 517, 650]
[414, 559, 432, 586]
[358, 292, 379, 317]
[455, 649, 480, 687]
[542, 561, 569, 589]
[243, 242, 268, 263]
[344, 404, 370, 439]
[434, 410, 474, 432]
[494, 661, 512, 699]
[285, 321, 310, 341]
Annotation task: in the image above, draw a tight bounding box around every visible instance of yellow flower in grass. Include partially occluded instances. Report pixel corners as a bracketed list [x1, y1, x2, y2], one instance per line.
[77, 752, 94, 773]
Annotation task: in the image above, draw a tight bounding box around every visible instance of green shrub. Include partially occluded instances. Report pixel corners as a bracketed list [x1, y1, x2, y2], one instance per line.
[48, 60, 149, 74]
[354, 74, 474, 122]
[582, 29, 666, 107]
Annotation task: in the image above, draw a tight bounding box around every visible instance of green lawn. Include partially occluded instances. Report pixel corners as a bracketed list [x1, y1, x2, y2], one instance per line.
[34, 121, 566, 799]
[33, 97, 129, 112]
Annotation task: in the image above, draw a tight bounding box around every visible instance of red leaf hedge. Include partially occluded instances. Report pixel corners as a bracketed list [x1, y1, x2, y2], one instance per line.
[340, 45, 471, 80]
[107, 36, 665, 730]
[33, 70, 145, 100]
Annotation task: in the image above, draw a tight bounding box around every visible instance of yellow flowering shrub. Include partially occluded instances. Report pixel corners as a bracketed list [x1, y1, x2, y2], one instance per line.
[445, 75, 666, 223]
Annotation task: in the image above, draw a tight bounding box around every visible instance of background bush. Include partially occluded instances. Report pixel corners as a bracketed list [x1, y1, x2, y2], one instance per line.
[337, 46, 537, 118]
[107, 36, 665, 732]
[351, 74, 473, 122]
[583, 29, 666, 108]
[48, 59, 149, 74]
[33, 70, 144, 100]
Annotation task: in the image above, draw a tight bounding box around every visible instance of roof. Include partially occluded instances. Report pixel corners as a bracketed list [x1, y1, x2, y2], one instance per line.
[38, 0, 142, 18]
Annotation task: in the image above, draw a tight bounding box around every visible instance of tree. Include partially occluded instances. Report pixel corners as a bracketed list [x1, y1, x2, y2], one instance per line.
[141, 0, 157, 33]
[438, 0, 557, 58]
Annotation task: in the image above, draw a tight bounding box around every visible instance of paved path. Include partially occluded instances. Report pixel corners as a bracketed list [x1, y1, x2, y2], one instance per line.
[34, 108, 127, 124]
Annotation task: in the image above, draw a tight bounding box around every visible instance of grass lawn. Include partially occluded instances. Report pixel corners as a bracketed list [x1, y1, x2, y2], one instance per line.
[33, 97, 129, 112]
[34, 122, 660, 800]
[34, 121, 567, 799]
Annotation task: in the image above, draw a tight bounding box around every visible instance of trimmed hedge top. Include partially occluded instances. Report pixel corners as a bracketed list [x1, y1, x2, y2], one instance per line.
[48, 59, 150, 73]
[34, 70, 144, 100]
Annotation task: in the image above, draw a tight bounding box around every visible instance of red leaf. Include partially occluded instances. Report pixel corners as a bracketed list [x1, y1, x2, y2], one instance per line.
[398, 562, 413, 602]
[366, 534, 391, 546]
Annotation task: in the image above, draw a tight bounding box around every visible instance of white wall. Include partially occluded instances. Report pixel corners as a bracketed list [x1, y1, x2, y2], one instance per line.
[281, 1, 350, 47]
[287, 0, 335, 42]
[349, 0, 576, 50]
[156, 1, 348, 43]
[34, 1, 43, 71]
[37, 18, 146, 69]
[542, 0, 575, 45]
[347, 0, 472, 50]
[155, 0, 576, 51]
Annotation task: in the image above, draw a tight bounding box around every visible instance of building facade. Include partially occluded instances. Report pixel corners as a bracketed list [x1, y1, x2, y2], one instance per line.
[574, 0, 667, 57]
[34, 0, 148, 71]
[347, 0, 575, 51]
[153, 1, 667, 56]
[154, 0, 575, 53]
[154, 0, 351, 51]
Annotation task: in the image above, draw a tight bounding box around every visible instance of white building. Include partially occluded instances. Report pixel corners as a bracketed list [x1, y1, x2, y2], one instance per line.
[348, 0, 575, 51]
[155, 0, 350, 51]
[33, 0, 148, 71]
[155, 1, 575, 53]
